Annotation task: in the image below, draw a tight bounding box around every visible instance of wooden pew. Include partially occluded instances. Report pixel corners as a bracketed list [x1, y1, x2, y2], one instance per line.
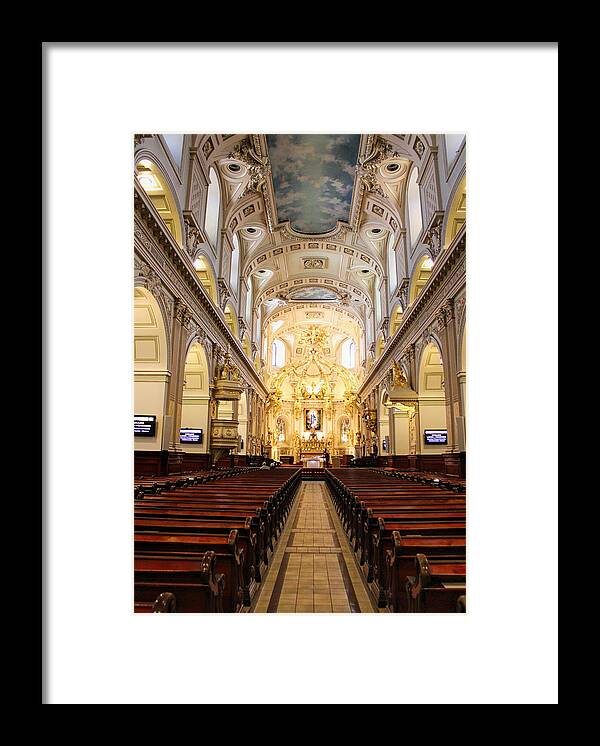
[134, 591, 178, 613]
[134, 529, 245, 611]
[134, 468, 302, 612]
[322, 468, 466, 611]
[135, 516, 261, 593]
[405, 553, 467, 612]
[135, 552, 225, 612]
[386, 533, 466, 611]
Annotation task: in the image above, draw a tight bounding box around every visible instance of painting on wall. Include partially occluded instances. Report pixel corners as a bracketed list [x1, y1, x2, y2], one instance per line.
[305, 408, 322, 431]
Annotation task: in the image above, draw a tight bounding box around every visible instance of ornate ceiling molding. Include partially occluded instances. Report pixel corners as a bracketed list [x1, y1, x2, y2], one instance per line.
[256, 276, 373, 311]
[134, 181, 269, 398]
[242, 238, 384, 282]
[358, 224, 466, 397]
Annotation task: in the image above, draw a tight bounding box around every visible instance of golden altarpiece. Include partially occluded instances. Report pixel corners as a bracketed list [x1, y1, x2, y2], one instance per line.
[264, 326, 363, 467]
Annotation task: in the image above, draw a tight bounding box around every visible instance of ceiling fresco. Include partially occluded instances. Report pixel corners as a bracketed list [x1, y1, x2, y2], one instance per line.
[266, 134, 360, 234]
[288, 287, 339, 301]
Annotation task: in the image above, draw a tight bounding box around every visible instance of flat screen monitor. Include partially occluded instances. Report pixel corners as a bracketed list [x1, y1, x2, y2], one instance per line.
[134, 415, 156, 437]
[424, 429, 447, 445]
[180, 428, 203, 444]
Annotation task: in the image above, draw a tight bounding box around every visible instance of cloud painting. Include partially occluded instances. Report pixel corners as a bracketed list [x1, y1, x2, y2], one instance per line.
[266, 134, 360, 234]
[288, 286, 338, 301]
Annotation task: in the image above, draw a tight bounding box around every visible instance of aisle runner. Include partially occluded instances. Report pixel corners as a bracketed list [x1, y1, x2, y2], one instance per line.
[252, 481, 376, 613]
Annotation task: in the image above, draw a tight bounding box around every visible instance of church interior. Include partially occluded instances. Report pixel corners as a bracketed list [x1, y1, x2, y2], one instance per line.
[134, 133, 467, 614]
[44, 42, 557, 705]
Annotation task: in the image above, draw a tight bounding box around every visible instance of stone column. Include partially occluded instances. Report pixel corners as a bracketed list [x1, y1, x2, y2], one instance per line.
[167, 300, 193, 459]
[435, 301, 463, 476]
[456, 369, 467, 450]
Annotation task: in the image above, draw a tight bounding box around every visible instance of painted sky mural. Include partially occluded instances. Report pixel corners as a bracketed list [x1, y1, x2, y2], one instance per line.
[266, 134, 361, 234]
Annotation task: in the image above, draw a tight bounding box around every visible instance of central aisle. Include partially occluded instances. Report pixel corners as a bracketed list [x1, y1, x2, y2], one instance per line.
[252, 481, 377, 613]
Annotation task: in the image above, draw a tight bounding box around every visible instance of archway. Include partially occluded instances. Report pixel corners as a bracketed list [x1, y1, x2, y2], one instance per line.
[193, 254, 218, 304]
[205, 166, 221, 250]
[379, 390, 391, 456]
[180, 340, 210, 453]
[242, 333, 252, 361]
[443, 174, 466, 250]
[389, 303, 403, 337]
[417, 341, 448, 454]
[409, 254, 433, 304]
[238, 390, 248, 455]
[224, 304, 239, 338]
[135, 158, 183, 246]
[134, 286, 169, 452]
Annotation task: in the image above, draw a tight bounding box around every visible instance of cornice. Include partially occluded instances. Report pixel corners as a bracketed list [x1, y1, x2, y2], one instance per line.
[358, 225, 466, 396]
[133, 182, 269, 398]
[242, 237, 384, 282]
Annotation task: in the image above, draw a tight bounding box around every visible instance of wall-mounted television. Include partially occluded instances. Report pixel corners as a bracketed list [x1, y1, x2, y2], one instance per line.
[135, 415, 156, 437]
[180, 428, 203, 444]
[424, 429, 447, 445]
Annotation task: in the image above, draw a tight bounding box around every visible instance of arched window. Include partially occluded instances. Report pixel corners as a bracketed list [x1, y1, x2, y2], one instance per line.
[162, 134, 184, 169]
[407, 167, 422, 247]
[341, 339, 356, 368]
[271, 338, 285, 368]
[135, 158, 183, 246]
[409, 254, 434, 304]
[230, 233, 240, 295]
[445, 134, 465, 168]
[387, 231, 397, 293]
[205, 167, 221, 249]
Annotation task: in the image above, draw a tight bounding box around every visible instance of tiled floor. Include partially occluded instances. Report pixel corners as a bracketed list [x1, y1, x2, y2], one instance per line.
[252, 481, 377, 613]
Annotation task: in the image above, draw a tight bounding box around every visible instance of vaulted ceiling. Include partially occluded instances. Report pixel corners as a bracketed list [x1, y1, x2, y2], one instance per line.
[196, 132, 435, 378]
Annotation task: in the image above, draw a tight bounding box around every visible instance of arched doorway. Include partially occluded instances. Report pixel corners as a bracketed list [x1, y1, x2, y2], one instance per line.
[417, 341, 448, 455]
[134, 286, 169, 452]
[180, 340, 210, 454]
[379, 390, 391, 457]
[238, 390, 248, 455]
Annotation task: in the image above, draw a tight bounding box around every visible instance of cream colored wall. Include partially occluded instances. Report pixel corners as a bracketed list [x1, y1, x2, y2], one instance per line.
[134, 373, 169, 451]
[134, 287, 170, 451]
[180, 342, 210, 452]
[180, 396, 209, 453]
[393, 409, 410, 455]
[418, 398, 447, 454]
[417, 343, 447, 454]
